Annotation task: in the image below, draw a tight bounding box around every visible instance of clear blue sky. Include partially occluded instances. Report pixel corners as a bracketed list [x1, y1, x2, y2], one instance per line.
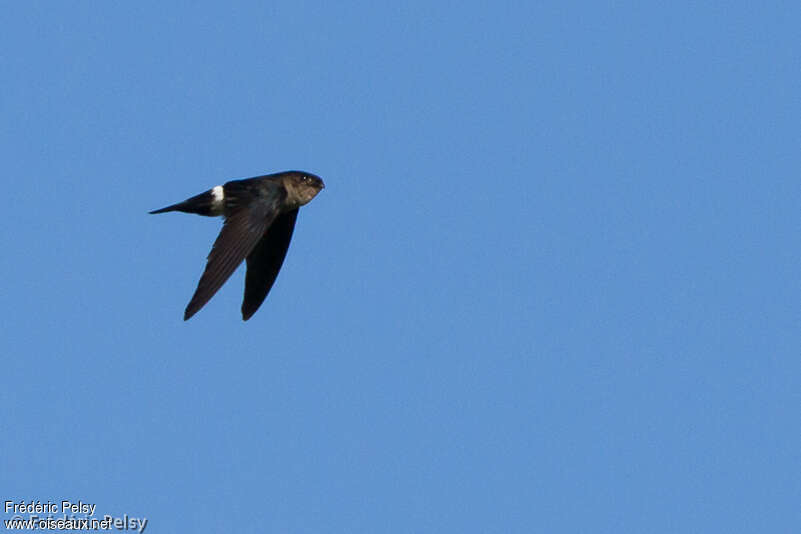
[2, 2, 799, 532]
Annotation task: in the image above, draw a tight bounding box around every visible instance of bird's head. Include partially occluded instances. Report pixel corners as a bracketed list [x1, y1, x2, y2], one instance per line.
[284, 171, 325, 207]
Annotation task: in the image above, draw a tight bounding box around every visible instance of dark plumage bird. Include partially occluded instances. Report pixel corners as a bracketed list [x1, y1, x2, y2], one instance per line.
[150, 171, 324, 321]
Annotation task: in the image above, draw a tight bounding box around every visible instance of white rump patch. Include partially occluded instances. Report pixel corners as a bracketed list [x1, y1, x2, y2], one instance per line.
[211, 185, 224, 205]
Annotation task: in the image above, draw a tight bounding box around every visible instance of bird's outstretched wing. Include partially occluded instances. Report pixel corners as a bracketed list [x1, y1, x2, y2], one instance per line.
[241, 208, 299, 320]
[184, 187, 283, 320]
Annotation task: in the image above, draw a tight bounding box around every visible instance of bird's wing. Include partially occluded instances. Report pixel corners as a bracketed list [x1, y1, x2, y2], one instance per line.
[184, 188, 283, 320]
[241, 208, 299, 320]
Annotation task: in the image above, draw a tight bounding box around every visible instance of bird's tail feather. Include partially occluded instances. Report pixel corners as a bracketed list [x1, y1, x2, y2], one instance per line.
[149, 190, 219, 216]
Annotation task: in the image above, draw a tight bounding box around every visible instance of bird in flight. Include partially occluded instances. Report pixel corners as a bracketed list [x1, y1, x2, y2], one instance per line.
[150, 171, 324, 321]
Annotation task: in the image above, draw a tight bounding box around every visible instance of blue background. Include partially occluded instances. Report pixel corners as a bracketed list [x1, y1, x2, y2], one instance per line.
[2, 2, 799, 532]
